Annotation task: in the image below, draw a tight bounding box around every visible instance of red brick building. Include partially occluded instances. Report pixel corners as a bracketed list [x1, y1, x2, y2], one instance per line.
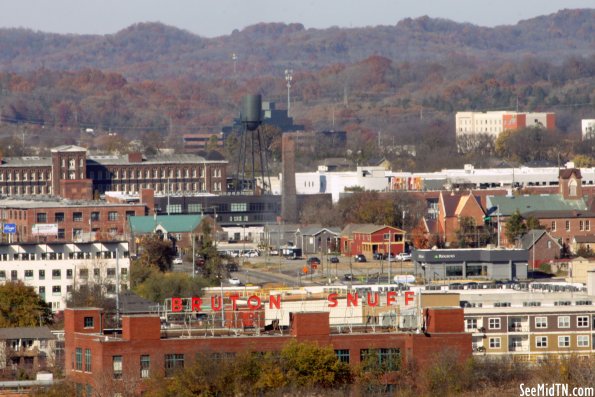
[0, 145, 227, 200]
[64, 306, 471, 393]
[0, 198, 146, 242]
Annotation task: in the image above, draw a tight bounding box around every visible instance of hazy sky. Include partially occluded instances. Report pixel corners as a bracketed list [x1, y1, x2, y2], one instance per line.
[1, 0, 594, 37]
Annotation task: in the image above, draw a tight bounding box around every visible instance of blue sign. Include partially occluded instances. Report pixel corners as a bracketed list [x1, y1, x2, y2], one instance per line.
[3, 223, 16, 234]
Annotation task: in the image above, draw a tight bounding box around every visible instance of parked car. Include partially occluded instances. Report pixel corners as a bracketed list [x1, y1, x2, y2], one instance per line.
[226, 262, 239, 272]
[373, 252, 383, 260]
[242, 250, 260, 258]
[354, 254, 367, 263]
[228, 277, 242, 285]
[329, 256, 339, 264]
[306, 257, 321, 266]
[395, 252, 412, 261]
[172, 257, 183, 265]
[343, 273, 353, 281]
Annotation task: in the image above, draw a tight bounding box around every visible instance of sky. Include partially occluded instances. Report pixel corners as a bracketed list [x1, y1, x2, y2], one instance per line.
[1, 0, 594, 37]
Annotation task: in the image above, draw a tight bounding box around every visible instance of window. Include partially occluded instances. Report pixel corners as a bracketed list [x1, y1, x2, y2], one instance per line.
[577, 335, 590, 347]
[66, 269, 73, 279]
[24, 270, 33, 280]
[90, 212, 100, 222]
[565, 220, 570, 231]
[75, 348, 83, 371]
[107, 268, 116, 278]
[11, 270, 17, 281]
[335, 349, 350, 363]
[188, 203, 202, 213]
[535, 317, 547, 329]
[84, 317, 94, 328]
[39, 286, 45, 299]
[536, 336, 548, 348]
[73, 212, 83, 222]
[112, 356, 123, 379]
[79, 269, 89, 279]
[580, 220, 585, 231]
[230, 203, 247, 212]
[38, 270, 45, 280]
[488, 318, 500, 330]
[85, 349, 91, 372]
[558, 336, 570, 348]
[465, 318, 477, 330]
[52, 269, 61, 280]
[52, 286, 61, 295]
[489, 337, 501, 349]
[166, 204, 182, 214]
[58, 229, 65, 239]
[36, 213, 47, 223]
[55, 212, 65, 222]
[140, 355, 150, 378]
[558, 316, 570, 328]
[586, 220, 591, 231]
[108, 212, 118, 221]
[94, 268, 100, 278]
[164, 354, 184, 377]
[577, 316, 589, 328]
[360, 349, 400, 371]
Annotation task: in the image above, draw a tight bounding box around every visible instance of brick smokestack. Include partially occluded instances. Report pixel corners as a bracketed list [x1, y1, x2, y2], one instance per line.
[281, 133, 297, 223]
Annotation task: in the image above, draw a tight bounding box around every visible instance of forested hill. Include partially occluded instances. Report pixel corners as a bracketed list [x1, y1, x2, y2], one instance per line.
[0, 8, 594, 80]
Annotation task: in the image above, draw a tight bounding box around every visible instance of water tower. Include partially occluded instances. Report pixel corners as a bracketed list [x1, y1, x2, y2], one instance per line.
[234, 94, 272, 194]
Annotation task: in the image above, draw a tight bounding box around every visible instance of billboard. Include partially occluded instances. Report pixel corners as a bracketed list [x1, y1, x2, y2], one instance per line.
[32, 224, 59, 236]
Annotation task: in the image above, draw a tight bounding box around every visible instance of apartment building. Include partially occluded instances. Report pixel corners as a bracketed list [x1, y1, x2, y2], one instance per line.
[458, 288, 595, 360]
[456, 111, 555, 138]
[0, 241, 130, 311]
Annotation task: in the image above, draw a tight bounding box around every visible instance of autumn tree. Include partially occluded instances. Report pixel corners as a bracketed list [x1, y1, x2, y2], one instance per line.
[136, 234, 177, 272]
[134, 272, 208, 303]
[0, 282, 53, 327]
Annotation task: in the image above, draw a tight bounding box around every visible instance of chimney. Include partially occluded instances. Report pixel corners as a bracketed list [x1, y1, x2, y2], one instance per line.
[128, 152, 143, 163]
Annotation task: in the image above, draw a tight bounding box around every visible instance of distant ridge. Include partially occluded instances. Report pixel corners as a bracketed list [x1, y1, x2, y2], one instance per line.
[0, 9, 593, 80]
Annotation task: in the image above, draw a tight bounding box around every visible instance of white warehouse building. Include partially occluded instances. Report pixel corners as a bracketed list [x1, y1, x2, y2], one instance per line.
[0, 241, 130, 311]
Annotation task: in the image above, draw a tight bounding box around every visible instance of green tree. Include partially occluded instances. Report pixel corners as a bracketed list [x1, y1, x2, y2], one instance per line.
[504, 210, 527, 245]
[134, 272, 208, 303]
[455, 216, 477, 248]
[0, 281, 53, 327]
[525, 215, 544, 231]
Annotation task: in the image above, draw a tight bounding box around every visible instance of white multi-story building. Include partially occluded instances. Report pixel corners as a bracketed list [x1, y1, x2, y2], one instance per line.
[582, 119, 595, 140]
[0, 241, 130, 311]
[456, 111, 555, 138]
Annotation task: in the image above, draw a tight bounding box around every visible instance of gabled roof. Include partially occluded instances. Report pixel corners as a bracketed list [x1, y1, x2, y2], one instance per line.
[422, 218, 438, 235]
[520, 229, 561, 250]
[440, 192, 461, 217]
[51, 145, 87, 153]
[129, 214, 203, 234]
[119, 290, 155, 314]
[0, 327, 56, 340]
[340, 224, 374, 237]
[296, 225, 341, 236]
[351, 224, 404, 235]
[487, 195, 588, 216]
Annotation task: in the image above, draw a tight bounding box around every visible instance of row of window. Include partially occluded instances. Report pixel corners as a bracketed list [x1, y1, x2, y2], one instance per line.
[92, 167, 216, 180]
[488, 335, 590, 349]
[0, 185, 50, 195]
[470, 315, 592, 330]
[36, 211, 130, 223]
[0, 250, 128, 261]
[551, 220, 591, 232]
[108, 348, 401, 379]
[0, 170, 51, 182]
[0, 267, 127, 281]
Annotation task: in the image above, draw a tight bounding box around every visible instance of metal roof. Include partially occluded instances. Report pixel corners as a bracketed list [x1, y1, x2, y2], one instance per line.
[487, 195, 588, 216]
[129, 214, 203, 234]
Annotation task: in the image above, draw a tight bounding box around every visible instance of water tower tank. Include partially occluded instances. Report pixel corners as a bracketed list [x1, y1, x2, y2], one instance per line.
[242, 95, 262, 131]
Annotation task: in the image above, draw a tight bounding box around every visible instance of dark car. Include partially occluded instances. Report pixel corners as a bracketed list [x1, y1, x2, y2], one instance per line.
[373, 252, 383, 260]
[307, 257, 321, 266]
[354, 254, 367, 263]
[225, 262, 239, 272]
[330, 256, 339, 264]
[344, 273, 353, 281]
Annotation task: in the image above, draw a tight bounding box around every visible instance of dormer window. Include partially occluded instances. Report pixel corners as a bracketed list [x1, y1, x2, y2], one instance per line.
[569, 178, 577, 197]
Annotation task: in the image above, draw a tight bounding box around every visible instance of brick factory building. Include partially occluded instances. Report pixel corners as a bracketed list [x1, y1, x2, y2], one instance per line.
[0, 145, 227, 199]
[64, 303, 471, 393]
[0, 198, 145, 243]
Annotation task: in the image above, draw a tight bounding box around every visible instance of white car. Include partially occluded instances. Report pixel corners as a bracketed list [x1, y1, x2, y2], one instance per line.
[173, 257, 183, 265]
[395, 252, 412, 261]
[228, 277, 242, 285]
